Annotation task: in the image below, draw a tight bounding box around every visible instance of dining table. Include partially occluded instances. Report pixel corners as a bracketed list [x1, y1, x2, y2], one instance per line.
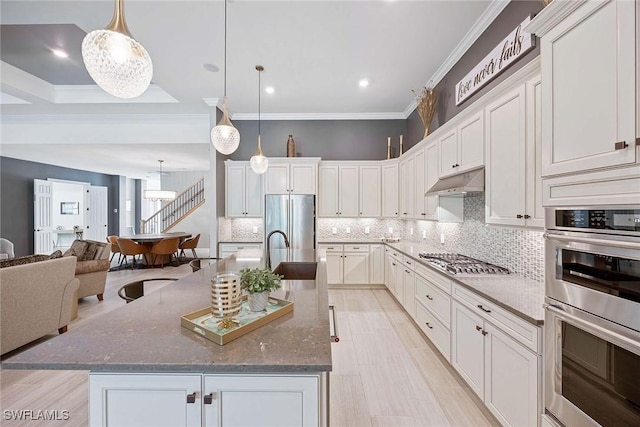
[121, 232, 192, 266]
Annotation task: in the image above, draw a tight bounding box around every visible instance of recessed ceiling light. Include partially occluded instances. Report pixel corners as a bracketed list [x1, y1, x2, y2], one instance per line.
[359, 79, 369, 88]
[265, 86, 275, 94]
[52, 49, 69, 59]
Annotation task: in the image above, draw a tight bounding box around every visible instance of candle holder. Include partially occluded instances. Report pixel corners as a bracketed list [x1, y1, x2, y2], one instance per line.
[399, 135, 404, 156]
[386, 137, 392, 159]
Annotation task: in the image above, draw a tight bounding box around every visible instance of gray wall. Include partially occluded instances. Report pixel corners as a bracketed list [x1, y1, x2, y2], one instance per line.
[0, 156, 120, 257]
[405, 0, 543, 150]
[230, 119, 407, 161]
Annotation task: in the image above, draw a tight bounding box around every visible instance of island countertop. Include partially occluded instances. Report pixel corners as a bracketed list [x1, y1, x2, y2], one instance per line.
[2, 249, 332, 373]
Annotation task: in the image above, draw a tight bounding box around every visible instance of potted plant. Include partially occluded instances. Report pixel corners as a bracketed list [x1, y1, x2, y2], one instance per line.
[239, 267, 283, 312]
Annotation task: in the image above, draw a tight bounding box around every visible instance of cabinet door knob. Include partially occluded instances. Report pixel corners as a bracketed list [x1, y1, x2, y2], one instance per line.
[425, 322, 433, 329]
[524, 214, 531, 219]
[482, 330, 488, 336]
[475, 325, 483, 332]
[614, 141, 629, 150]
[186, 392, 197, 404]
[516, 214, 523, 219]
[425, 295, 433, 301]
[203, 393, 216, 404]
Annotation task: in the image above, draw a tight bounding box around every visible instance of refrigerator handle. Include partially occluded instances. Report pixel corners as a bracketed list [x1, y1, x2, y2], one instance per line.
[289, 197, 293, 249]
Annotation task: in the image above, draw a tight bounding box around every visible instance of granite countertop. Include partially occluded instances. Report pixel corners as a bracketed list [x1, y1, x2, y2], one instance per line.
[386, 242, 545, 325]
[2, 249, 332, 373]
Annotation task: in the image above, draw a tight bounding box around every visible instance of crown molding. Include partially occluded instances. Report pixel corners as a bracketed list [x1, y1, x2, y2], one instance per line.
[0, 113, 208, 125]
[0, 91, 30, 104]
[523, 0, 588, 36]
[55, 84, 178, 104]
[231, 112, 406, 121]
[402, 0, 511, 118]
[202, 97, 221, 109]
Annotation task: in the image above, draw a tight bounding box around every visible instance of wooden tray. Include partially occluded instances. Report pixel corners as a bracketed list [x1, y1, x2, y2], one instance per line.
[181, 297, 293, 345]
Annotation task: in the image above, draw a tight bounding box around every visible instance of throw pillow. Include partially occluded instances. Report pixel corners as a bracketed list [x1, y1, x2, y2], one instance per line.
[82, 242, 99, 261]
[63, 240, 89, 259]
[0, 254, 49, 268]
[49, 250, 63, 259]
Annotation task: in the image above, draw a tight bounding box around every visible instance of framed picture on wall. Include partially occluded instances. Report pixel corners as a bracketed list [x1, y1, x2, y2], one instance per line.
[60, 201, 79, 215]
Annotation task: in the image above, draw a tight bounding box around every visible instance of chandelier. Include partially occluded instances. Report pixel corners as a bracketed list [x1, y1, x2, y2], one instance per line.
[211, 0, 240, 155]
[144, 160, 176, 201]
[82, 0, 153, 99]
[250, 65, 268, 174]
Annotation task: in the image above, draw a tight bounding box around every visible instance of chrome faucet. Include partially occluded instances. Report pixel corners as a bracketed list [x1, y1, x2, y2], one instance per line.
[266, 230, 290, 269]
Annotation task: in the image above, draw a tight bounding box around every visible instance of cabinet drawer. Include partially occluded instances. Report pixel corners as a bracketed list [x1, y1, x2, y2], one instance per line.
[220, 243, 262, 251]
[415, 263, 451, 293]
[318, 244, 343, 252]
[416, 302, 451, 361]
[415, 275, 451, 328]
[343, 244, 369, 253]
[402, 256, 416, 269]
[452, 284, 540, 353]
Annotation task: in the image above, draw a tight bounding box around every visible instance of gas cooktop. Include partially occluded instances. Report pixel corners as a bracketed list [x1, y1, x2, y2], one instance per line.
[418, 253, 510, 275]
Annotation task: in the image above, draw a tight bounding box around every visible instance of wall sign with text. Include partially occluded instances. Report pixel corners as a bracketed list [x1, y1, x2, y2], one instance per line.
[455, 16, 534, 106]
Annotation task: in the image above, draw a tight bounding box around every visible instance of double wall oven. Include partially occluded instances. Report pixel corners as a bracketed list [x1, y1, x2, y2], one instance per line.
[544, 207, 640, 427]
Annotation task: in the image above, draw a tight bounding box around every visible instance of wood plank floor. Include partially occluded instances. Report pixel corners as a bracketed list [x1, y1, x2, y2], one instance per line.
[1, 265, 499, 426]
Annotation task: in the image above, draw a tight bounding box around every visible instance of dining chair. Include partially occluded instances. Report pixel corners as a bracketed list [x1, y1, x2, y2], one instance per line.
[117, 238, 151, 269]
[149, 237, 181, 268]
[178, 233, 201, 261]
[107, 235, 122, 263]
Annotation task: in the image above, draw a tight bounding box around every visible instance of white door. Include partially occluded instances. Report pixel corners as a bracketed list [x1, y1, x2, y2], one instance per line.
[264, 164, 289, 194]
[525, 74, 545, 228]
[485, 85, 527, 226]
[369, 244, 384, 284]
[203, 375, 319, 427]
[541, 0, 636, 175]
[226, 165, 246, 217]
[318, 165, 339, 217]
[244, 168, 263, 217]
[402, 267, 416, 318]
[290, 163, 316, 194]
[325, 252, 343, 285]
[343, 252, 368, 284]
[33, 179, 53, 254]
[484, 322, 539, 427]
[359, 165, 381, 217]
[458, 111, 484, 173]
[451, 301, 485, 399]
[414, 149, 426, 219]
[404, 156, 415, 218]
[85, 186, 108, 242]
[438, 128, 458, 177]
[381, 163, 398, 218]
[338, 166, 359, 217]
[424, 142, 439, 220]
[89, 373, 202, 427]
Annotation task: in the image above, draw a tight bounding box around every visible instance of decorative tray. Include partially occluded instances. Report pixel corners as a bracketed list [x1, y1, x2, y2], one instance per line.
[181, 297, 294, 345]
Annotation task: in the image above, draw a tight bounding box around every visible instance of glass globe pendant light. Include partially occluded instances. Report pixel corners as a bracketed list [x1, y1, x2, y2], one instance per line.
[211, 0, 240, 155]
[82, 0, 153, 99]
[250, 65, 269, 174]
[144, 160, 176, 201]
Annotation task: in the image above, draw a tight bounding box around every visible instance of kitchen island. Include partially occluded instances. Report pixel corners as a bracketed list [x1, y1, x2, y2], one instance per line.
[2, 249, 331, 427]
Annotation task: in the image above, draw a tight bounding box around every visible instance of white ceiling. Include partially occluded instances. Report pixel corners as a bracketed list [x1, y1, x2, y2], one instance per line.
[0, 0, 503, 179]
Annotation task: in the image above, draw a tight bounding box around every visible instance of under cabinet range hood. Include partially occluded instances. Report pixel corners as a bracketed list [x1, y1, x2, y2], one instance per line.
[426, 167, 484, 196]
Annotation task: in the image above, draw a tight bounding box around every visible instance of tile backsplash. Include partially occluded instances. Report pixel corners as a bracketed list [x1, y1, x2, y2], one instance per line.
[220, 193, 544, 281]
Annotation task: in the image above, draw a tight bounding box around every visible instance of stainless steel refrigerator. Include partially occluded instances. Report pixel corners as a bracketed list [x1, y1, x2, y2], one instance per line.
[265, 194, 316, 253]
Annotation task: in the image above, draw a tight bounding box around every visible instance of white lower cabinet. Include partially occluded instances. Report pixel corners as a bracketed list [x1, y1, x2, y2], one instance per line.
[451, 297, 540, 427]
[319, 244, 370, 285]
[218, 243, 263, 259]
[90, 373, 323, 427]
[401, 266, 415, 318]
[368, 244, 384, 284]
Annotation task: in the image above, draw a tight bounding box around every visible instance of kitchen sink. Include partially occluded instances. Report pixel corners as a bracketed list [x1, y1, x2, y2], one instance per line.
[272, 262, 317, 280]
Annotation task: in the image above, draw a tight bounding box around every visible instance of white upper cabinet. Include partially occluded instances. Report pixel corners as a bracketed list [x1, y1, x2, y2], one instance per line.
[264, 158, 319, 195]
[438, 111, 484, 178]
[225, 161, 263, 218]
[424, 142, 439, 221]
[381, 161, 399, 218]
[414, 148, 427, 219]
[399, 156, 415, 218]
[537, 0, 637, 176]
[359, 165, 381, 217]
[318, 162, 380, 218]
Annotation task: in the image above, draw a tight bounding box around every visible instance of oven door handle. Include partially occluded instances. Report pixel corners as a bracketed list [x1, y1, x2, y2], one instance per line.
[544, 303, 640, 355]
[543, 231, 639, 251]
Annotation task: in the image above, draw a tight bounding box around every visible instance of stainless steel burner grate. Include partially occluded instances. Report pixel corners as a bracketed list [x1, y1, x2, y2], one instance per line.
[418, 252, 510, 274]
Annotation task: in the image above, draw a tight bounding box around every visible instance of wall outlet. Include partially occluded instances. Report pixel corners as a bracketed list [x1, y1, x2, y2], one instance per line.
[388, 227, 393, 234]
[364, 226, 370, 234]
[410, 227, 414, 235]
[332, 227, 337, 235]
[252, 225, 258, 234]
[422, 230, 427, 239]
[440, 233, 445, 244]
[346, 227, 351, 234]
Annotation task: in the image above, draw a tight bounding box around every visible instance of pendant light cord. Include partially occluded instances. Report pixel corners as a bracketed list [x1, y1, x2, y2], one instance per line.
[258, 68, 261, 135]
[223, 0, 227, 98]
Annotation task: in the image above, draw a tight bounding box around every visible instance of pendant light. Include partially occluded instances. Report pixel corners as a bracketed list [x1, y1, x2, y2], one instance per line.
[210, 0, 240, 155]
[250, 65, 269, 174]
[82, 0, 153, 99]
[144, 160, 176, 201]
